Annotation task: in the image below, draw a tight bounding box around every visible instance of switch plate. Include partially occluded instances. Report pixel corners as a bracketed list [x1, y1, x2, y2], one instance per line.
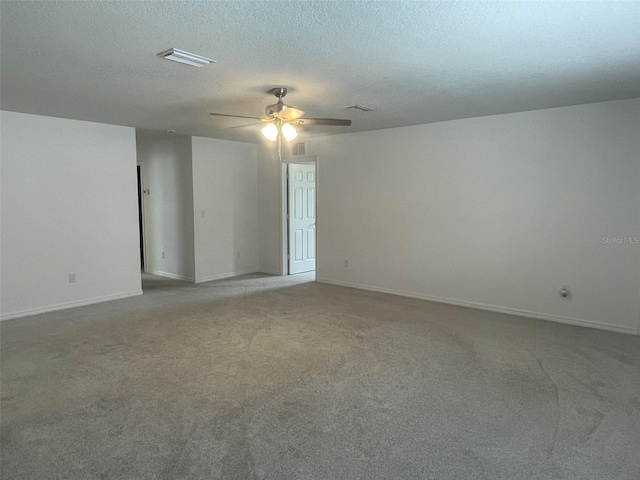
[69, 273, 77, 283]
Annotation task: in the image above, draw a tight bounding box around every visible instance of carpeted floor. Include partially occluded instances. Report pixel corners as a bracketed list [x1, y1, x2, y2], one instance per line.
[1, 273, 639, 479]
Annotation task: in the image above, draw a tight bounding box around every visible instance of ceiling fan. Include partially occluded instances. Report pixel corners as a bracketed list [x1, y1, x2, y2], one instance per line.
[210, 87, 351, 159]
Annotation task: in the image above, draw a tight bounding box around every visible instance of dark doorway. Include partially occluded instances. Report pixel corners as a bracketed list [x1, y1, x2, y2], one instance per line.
[137, 165, 144, 270]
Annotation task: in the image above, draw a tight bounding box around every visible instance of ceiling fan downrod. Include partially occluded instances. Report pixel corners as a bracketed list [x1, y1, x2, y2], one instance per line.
[266, 87, 288, 118]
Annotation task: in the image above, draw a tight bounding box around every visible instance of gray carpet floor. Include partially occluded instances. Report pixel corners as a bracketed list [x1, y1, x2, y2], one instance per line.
[1, 273, 639, 479]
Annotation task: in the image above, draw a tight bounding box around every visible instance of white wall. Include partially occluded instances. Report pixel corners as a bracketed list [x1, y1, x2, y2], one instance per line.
[192, 136, 259, 282]
[258, 99, 640, 334]
[1, 111, 142, 319]
[136, 132, 195, 281]
[257, 144, 283, 274]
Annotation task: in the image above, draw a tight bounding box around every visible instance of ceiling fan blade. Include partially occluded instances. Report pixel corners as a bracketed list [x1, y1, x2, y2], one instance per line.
[230, 122, 263, 129]
[278, 107, 305, 120]
[297, 118, 352, 126]
[210, 113, 264, 121]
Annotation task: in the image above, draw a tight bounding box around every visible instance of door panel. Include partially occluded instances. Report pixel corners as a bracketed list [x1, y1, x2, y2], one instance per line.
[294, 186, 303, 219]
[294, 229, 303, 261]
[288, 163, 316, 274]
[307, 188, 315, 218]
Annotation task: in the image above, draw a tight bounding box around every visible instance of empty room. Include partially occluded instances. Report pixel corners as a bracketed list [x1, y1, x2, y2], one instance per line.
[1, 1, 639, 479]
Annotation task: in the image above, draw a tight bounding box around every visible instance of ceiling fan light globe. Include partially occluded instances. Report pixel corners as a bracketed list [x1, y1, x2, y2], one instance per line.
[281, 123, 298, 142]
[262, 123, 278, 141]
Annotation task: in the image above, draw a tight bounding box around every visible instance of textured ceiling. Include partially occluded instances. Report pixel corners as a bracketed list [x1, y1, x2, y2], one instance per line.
[2, 0, 640, 143]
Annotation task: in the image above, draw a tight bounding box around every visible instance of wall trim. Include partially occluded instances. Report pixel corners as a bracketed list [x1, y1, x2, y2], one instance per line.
[0, 290, 143, 321]
[258, 269, 281, 276]
[195, 268, 259, 284]
[317, 278, 638, 336]
[145, 269, 195, 283]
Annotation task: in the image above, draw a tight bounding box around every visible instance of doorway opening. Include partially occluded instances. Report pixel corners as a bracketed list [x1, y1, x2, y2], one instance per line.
[281, 158, 317, 275]
[136, 165, 145, 271]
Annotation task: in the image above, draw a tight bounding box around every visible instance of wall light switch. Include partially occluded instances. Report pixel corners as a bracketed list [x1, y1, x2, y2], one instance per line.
[69, 273, 77, 283]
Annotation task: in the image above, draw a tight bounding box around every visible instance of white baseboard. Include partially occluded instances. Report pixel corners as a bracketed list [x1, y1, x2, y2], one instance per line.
[317, 278, 638, 336]
[258, 269, 282, 276]
[195, 268, 259, 284]
[0, 290, 143, 321]
[145, 269, 195, 283]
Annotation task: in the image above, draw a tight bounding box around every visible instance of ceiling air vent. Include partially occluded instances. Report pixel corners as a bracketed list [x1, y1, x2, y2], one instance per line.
[158, 48, 215, 67]
[292, 142, 306, 156]
[346, 104, 375, 112]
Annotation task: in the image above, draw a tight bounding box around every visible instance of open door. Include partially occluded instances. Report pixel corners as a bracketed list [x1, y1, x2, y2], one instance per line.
[288, 163, 316, 274]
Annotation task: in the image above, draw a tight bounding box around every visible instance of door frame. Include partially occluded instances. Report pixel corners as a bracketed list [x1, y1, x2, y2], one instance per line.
[279, 156, 318, 275]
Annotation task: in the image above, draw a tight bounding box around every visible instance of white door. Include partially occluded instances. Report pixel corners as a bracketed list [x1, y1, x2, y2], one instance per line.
[288, 163, 316, 274]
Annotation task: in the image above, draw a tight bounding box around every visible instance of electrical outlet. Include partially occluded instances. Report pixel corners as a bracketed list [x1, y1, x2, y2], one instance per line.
[69, 273, 76, 283]
[344, 259, 349, 268]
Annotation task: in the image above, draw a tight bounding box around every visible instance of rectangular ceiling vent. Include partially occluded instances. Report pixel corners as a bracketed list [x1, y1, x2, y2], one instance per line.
[346, 104, 375, 112]
[292, 142, 306, 155]
[158, 48, 215, 67]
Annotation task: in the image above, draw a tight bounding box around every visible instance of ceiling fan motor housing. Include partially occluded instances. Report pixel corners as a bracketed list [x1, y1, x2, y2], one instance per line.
[266, 102, 288, 118]
[265, 87, 289, 118]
